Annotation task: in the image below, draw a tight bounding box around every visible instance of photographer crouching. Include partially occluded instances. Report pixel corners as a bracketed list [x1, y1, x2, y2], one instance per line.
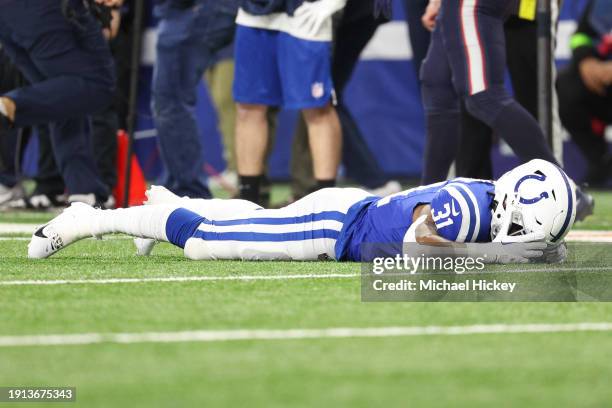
[0, 0, 121, 206]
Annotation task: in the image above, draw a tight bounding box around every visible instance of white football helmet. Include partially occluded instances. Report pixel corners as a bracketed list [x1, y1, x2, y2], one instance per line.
[491, 159, 577, 243]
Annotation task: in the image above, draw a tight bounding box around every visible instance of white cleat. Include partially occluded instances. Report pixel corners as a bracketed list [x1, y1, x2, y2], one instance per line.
[27, 202, 96, 259]
[144, 185, 184, 205]
[134, 237, 156, 256]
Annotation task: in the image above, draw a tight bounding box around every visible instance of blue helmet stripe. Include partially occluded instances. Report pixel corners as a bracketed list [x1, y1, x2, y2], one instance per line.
[551, 165, 574, 242]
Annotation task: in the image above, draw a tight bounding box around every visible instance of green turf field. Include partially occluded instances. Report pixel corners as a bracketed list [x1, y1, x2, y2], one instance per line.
[0, 189, 611, 407]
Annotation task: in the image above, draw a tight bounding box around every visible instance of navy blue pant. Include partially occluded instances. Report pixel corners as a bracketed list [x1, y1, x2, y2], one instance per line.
[332, 0, 389, 189]
[420, 0, 557, 184]
[403, 0, 431, 78]
[152, 0, 237, 198]
[0, 0, 115, 199]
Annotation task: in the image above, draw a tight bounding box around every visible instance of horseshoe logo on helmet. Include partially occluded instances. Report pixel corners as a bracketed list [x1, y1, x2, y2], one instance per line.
[514, 173, 549, 205]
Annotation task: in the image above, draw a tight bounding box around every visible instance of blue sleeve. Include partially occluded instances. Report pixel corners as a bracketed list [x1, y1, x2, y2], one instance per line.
[430, 184, 482, 243]
[430, 188, 464, 242]
[430, 181, 494, 243]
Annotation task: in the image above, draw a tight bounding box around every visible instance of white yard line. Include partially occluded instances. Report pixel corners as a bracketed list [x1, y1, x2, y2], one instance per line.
[0, 273, 361, 286]
[0, 266, 610, 287]
[1, 322, 611, 347]
[0, 223, 38, 234]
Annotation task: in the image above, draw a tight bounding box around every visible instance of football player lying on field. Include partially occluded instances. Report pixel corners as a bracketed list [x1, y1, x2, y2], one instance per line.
[29, 160, 576, 264]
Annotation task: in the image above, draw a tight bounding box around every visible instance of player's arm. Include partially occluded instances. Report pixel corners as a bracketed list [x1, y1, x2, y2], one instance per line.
[413, 204, 453, 246]
[409, 204, 546, 264]
[422, 0, 441, 31]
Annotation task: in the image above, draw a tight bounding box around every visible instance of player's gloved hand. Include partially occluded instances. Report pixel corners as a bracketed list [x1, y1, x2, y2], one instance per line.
[533, 240, 568, 264]
[467, 231, 546, 264]
[294, 0, 347, 37]
[490, 231, 547, 264]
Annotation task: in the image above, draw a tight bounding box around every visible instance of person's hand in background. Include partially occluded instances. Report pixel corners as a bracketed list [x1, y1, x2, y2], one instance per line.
[294, 0, 347, 38]
[102, 9, 121, 40]
[579, 58, 611, 95]
[94, 0, 124, 7]
[421, 0, 440, 32]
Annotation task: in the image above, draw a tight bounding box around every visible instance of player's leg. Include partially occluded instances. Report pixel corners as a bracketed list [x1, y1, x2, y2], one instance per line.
[235, 103, 269, 200]
[28, 185, 265, 259]
[440, 0, 558, 165]
[152, 9, 211, 198]
[233, 25, 281, 205]
[302, 105, 342, 185]
[182, 188, 374, 261]
[27, 203, 182, 259]
[420, 20, 461, 184]
[141, 185, 261, 219]
[557, 66, 612, 185]
[133, 185, 263, 255]
[278, 32, 340, 188]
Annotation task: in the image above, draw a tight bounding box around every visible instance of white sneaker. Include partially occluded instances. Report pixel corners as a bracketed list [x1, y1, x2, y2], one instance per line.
[67, 193, 97, 206]
[366, 180, 402, 197]
[28, 202, 97, 259]
[0, 184, 24, 207]
[208, 170, 238, 192]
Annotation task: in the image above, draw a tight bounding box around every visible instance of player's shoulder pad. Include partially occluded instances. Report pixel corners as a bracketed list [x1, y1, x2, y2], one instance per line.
[430, 180, 494, 243]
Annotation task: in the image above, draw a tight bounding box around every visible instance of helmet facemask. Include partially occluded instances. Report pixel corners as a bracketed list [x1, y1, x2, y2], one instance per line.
[490, 192, 531, 241]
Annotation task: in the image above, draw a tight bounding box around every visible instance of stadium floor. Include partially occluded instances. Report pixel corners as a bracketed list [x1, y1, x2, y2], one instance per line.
[1, 188, 611, 407]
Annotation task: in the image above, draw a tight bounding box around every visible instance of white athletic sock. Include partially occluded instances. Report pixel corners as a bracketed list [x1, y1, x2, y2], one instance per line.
[89, 204, 180, 241]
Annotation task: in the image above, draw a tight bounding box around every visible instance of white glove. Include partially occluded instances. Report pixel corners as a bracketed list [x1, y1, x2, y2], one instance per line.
[467, 231, 547, 264]
[294, 0, 347, 38]
[535, 240, 568, 264]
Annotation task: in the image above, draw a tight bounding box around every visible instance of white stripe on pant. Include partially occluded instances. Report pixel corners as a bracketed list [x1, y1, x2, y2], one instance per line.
[460, 0, 487, 95]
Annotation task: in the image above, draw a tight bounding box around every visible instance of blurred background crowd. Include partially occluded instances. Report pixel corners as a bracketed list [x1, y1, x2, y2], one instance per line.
[0, 0, 610, 212]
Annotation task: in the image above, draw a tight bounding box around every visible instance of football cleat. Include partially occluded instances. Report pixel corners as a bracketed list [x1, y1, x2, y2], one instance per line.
[134, 237, 156, 256]
[144, 185, 184, 205]
[27, 202, 96, 259]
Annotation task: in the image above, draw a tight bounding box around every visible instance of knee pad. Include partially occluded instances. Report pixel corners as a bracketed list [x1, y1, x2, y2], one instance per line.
[464, 85, 513, 126]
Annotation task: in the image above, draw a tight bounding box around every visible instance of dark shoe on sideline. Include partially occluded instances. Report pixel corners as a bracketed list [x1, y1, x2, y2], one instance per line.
[575, 185, 595, 222]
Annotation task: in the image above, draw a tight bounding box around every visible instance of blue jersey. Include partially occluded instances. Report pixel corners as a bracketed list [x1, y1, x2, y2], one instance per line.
[335, 179, 495, 261]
